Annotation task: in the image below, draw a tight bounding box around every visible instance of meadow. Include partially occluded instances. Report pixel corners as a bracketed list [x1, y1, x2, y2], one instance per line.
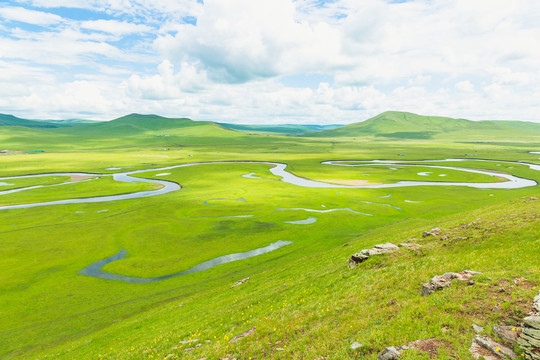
[0, 113, 539, 359]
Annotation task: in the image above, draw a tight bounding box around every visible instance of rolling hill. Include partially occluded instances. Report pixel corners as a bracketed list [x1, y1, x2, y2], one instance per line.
[0, 114, 66, 129]
[309, 111, 540, 140]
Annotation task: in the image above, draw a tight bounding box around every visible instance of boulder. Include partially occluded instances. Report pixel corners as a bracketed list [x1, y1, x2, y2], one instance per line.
[377, 346, 405, 360]
[349, 243, 399, 267]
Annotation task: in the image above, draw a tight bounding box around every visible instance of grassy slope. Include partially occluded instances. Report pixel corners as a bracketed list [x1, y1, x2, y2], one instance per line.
[0, 115, 539, 359]
[0, 114, 65, 129]
[33, 196, 540, 360]
[310, 111, 540, 140]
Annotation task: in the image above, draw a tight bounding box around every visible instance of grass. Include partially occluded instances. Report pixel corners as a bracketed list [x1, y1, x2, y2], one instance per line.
[0, 114, 538, 359]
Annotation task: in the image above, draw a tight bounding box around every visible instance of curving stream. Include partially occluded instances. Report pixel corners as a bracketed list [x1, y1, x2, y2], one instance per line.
[79, 240, 293, 283]
[2, 158, 538, 282]
[0, 159, 538, 211]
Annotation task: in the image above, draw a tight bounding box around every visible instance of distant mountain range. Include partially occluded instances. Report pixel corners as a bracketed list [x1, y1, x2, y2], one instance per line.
[0, 111, 539, 145]
[309, 111, 540, 139]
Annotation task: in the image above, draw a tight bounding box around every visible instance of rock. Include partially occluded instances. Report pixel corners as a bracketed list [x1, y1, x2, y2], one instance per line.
[471, 335, 517, 359]
[473, 324, 485, 333]
[522, 326, 540, 340]
[398, 243, 422, 249]
[231, 277, 250, 288]
[422, 231, 433, 238]
[377, 346, 405, 360]
[374, 243, 400, 251]
[523, 316, 540, 330]
[519, 332, 540, 348]
[349, 253, 369, 267]
[533, 292, 540, 314]
[377, 339, 444, 359]
[422, 270, 483, 296]
[350, 341, 363, 350]
[493, 325, 520, 343]
[349, 243, 399, 267]
[229, 327, 255, 344]
[530, 197, 538, 200]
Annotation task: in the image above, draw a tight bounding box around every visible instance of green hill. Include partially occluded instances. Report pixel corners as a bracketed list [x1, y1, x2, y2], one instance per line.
[0, 114, 65, 129]
[0, 113, 253, 150]
[310, 111, 540, 140]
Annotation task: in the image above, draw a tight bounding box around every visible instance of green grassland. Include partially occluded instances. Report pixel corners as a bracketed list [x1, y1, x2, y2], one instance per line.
[0, 112, 539, 359]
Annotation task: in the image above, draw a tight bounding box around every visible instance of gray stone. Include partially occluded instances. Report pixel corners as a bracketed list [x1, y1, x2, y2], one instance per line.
[473, 324, 485, 333]
[473, 335, 517, 359]
[398, 243, 422, 249]
[229, 327, 255, 344]
[422, 275, 453, 296]
[360, 248, 384, 256]
[377, 346, 405, 360]
[519, 332, 540, 348]
[533, 292, 540, 314]
[422, 231, 433, 237]
[516, 337, 533, 349]
[231, 277, 250, 288]
[523, 316, 540, 330]
[374, 243, 400, 251]
[522, 326, 540, 340]
[350, 341, 363, 350]
[493, 325, 519, 343]
[470, 341, 500, 360]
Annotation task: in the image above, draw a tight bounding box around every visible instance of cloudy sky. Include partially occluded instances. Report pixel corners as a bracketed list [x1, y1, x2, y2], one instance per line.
[1, 0, 539, 124]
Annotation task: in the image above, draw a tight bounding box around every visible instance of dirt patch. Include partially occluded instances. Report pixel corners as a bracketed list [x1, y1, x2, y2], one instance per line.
[315, 179, 383, 186]
[68, 175, 96, 182]
[408, 338, 449, 358]
[153, 184, 165, 190]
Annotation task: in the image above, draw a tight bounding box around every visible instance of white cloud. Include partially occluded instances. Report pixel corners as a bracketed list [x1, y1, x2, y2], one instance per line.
[126, 60, 209, 100]
[2, 0, 540, 123]
[0, 6, 63, 25]
[81, 20, 152, 35]
[455, 80, 475, 93]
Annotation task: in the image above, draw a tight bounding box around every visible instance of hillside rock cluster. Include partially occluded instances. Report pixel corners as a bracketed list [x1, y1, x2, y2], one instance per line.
[421, 270, 483, 296]
[518, 291, 540, 359]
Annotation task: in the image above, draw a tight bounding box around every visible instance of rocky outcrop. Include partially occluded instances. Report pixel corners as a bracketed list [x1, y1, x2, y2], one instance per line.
[423, 227, 441, 237]
[469, 335, 517, 359]
[421, 270, 482, 296]
[518, 291, 540, 359]
[348, 243, 401, 267]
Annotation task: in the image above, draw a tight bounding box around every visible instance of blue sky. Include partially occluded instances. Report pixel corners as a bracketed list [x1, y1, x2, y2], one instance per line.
[0, 0, 539, 123]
